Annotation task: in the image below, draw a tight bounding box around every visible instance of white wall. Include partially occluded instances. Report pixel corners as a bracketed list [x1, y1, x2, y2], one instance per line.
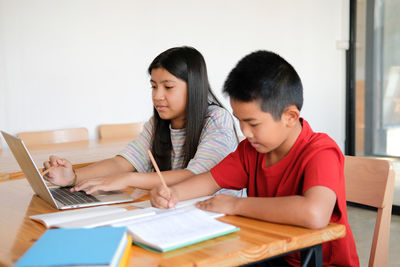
[0, 0, 349, 150]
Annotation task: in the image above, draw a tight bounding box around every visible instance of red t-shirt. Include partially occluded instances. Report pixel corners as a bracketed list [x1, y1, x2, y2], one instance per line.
[211, 118, 359, 267]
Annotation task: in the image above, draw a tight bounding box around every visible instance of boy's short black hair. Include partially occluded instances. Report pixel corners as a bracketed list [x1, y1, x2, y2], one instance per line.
[223, 50, 303, 120]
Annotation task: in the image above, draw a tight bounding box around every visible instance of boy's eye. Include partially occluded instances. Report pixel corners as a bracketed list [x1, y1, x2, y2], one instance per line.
[165, 85, 174, 89]
[249, 123, 260, 127]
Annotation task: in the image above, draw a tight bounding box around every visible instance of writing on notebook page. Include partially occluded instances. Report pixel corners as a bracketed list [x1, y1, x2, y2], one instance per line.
[115, 208, 239, 252]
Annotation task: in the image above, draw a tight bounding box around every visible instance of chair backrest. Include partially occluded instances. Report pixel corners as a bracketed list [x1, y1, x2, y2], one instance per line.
[344, 156, 395, 267]
[17, 128, 89, 148]
[98, 122, 144, 140]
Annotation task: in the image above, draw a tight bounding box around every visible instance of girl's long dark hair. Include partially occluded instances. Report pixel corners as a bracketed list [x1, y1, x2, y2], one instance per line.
[148, 46, 224, 171]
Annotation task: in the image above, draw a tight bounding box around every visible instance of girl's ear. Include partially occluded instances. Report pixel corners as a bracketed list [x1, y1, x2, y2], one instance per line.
[282, 105, 300, 127]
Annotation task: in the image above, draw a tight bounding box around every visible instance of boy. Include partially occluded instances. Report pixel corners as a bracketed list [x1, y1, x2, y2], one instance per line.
[150, 51, 359, 266]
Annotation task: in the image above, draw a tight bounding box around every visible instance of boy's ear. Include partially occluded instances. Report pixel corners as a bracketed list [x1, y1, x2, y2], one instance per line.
[282, 105, 300, 127]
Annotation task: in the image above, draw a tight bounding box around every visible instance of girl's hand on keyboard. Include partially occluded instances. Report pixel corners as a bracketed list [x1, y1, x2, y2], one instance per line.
[72, 173, 131, 194]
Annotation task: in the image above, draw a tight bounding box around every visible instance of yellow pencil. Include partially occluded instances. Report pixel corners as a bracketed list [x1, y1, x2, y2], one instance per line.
[41, 166, 55, 176]
[147, 150, 169, 191]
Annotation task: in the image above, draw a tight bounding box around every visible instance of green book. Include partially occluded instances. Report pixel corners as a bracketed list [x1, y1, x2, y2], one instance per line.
[118, 208, 239, 252]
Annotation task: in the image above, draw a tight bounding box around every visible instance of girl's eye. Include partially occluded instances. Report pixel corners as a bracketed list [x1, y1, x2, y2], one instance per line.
[165, 86, 173, 89]
[151, 85, 156, 89]
[249, 123, 260, 127]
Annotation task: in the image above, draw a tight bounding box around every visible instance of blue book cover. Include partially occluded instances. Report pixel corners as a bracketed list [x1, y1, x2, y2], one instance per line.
[15, 226, 128, 267]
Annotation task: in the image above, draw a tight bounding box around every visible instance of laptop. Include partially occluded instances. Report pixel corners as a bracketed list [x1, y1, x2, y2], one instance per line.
[1, 131, 134, 209]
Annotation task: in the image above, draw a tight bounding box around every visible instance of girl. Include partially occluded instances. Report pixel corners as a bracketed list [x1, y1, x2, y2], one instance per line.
[44, 46, 243, 197]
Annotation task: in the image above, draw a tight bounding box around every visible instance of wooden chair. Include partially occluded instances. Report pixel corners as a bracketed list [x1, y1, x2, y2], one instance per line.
[344, 156, 395, 267]
[98, 122, 144, 141]
[17, 128, 89, 148]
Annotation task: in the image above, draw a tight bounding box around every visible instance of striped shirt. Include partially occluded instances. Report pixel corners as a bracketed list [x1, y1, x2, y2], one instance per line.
[119, 105, 245, 197]
[119, 104, 236, 173]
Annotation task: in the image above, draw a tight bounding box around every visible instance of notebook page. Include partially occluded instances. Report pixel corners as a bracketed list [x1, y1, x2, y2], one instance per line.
[129, 196, 224, 218]
[124, 208, 238, 251]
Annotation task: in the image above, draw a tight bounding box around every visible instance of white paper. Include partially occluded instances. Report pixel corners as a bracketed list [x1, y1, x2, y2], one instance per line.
[121, 208, 237, 251]
[56, 208, 156, 228]
[30, 206, 126, 228]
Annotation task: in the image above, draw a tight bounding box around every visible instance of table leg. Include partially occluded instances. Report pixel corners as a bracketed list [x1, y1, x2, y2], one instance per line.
[300, 244, 323, 267]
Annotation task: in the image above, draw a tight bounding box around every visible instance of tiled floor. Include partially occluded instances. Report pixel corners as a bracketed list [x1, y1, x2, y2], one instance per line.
[347, 205, 400, 266]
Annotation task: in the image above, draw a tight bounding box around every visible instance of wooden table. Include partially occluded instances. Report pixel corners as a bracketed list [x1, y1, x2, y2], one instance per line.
[0, 179, 346, 267]
[0, 139, 130, 181]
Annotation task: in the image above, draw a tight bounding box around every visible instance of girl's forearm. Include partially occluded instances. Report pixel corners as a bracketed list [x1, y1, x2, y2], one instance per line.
[75, 156, 134, 183]
[126, 169, 195, 190]
[172, 172, 221, 201]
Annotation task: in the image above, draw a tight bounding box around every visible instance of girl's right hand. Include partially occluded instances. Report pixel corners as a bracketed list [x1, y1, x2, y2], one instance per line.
[150, 185, 178, 209]
[43, 155, 75, 187]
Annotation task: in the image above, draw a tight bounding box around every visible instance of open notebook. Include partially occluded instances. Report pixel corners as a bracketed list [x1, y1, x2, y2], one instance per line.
[114, 207, 239, 252]
[30, 196, 224, 228]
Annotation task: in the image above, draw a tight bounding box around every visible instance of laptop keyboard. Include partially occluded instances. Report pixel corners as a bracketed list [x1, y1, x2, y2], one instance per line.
[50, 187, 99, 206]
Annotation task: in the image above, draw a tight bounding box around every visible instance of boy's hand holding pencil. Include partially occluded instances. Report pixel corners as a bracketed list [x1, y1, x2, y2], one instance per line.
[147, 150, 178, 209]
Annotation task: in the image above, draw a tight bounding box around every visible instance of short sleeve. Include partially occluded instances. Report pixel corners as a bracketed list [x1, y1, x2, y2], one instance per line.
[302, 148, 343, 196]
[186, 106, 238, 174]
[210, 141, 251, 190]
[118, 118, 153, 172]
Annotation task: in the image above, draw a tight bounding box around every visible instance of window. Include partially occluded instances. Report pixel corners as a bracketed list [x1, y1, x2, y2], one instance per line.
[355, 0, 400, 157]
[352, 0, 400, 211]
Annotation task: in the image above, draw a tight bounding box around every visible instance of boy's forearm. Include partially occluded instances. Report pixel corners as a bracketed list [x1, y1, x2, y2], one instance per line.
[172, 172, 221, 201]
[233, 195, 331, 229]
